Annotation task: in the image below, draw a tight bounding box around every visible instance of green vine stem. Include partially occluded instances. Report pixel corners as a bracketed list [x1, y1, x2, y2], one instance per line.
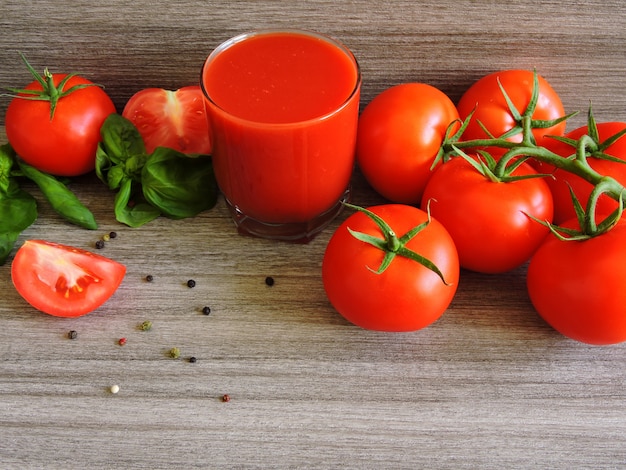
[440, 75, 626, 238]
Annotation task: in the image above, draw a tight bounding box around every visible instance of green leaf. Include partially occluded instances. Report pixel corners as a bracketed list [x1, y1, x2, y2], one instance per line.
[114, 178, 161, 227]
[17, 160, 97, 230]
[142, 148, 217, 219]
[99, 113, 146, 163]
[0, 143, 17, 196]
[0, 189, 38, 265]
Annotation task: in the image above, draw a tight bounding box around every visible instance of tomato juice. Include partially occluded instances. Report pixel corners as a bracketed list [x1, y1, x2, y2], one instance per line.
[201, 30, 361, 240]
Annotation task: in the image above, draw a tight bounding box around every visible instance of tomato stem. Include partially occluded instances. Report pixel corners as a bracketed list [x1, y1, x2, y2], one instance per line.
[344, 202, 450, 284]
[3, 52, 101, 120]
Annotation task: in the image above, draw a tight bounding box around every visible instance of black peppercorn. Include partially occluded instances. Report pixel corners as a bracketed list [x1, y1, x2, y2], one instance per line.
[189, 357, 197, 363]
[145, 274, 154, 282]
[265, 276, 275, 287]
[95, 240, 105, 249]
[109, 231, 117, 239]
[68, 330, 78, 340]
[187, 279, 196, 288]
[202, 306, 211, 315]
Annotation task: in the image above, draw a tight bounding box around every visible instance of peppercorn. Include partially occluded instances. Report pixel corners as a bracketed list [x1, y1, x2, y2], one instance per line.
[189, 357, 197, 363]
[187, 279, 196, 288]
[140, 320, 152, 331]
[110, 384, 120, 394]
[68, 330, 78, 340]
[202, 306, 211, 315]
[102, 233, 110, 242]
[222, 394, 230, 402]
[265, 276, 275, 287]
[118, 337, 127, 346]
[95, 240, 105, 249]
[145, 274, 154, 282]
[109, 231, 117, 239]
[169, 347, 181, 359]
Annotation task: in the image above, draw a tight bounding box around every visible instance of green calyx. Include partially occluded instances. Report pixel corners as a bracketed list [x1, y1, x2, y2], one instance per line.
[4, 52, 100, 120]
[439, 69, 626, 239]
[344, 202, 450, 285]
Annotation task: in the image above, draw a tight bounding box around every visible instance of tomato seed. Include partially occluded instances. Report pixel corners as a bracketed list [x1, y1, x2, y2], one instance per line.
[187, 279, 196, 288]
[68, 330, 78, 340]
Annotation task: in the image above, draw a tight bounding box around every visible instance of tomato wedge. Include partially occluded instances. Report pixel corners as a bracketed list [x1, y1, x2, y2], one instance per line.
[122, 85, 211, 155]
[11, 240, 126, 317]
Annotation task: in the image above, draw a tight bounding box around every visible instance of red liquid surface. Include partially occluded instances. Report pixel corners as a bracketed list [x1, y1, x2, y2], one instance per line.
[202, 31, 361, 225]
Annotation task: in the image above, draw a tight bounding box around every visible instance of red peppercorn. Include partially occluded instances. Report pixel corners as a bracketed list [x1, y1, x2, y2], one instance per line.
[118, 337, 127, 346]
[222, 394, 230, 402]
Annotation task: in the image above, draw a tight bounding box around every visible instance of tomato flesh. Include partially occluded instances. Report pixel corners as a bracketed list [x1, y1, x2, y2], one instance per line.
[11, 240, 126, 317]
[122, 85, 211, 155]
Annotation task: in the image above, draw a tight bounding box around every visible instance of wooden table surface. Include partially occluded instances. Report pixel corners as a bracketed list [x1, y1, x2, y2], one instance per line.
[2, 1, 626, 469]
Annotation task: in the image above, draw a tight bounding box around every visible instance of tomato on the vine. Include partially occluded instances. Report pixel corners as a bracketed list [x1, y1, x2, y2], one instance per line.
[356, 83, 460, 204]
[122, 85, 211, 155]
[541, 122, 626, 224]
[527, 216, 626, 345]
[457, 70, 566, 148]
[11, 240, 126, 318]
[420, 155, 553, 274]
[5, 66, 116, 177]
[322, 204, 459, 332]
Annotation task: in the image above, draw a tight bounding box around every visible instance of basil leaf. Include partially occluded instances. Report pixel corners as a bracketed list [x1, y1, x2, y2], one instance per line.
[99, 113, 146, 163]
[0, 144, 38, 264]
[0, 143, 17, 196]
[142, 147, 217, 219]
[0, 189, 38, 265]
[17, 160, 97, 230]
[114, 178, 161, 227]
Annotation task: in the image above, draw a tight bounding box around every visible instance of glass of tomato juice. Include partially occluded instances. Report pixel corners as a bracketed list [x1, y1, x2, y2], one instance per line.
[200, 30, 361, 241]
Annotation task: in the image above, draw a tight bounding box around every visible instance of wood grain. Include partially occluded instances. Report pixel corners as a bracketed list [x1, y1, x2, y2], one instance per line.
[2, 1, 626, 468]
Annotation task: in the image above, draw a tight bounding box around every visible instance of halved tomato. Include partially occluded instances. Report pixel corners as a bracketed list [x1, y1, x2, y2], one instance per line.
[11, 240, 126, 317]
[122, 85, 212, 155]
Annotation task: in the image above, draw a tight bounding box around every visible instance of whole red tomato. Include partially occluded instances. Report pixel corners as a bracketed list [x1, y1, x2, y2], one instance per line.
[122, 85, 211, 155]
[541, 122, 626, 224]
[356, 83, 460, 204]
[5, 71, 116, 176]
[457, 70, 566, 148]
[527, 216, 626, 345]
[420, 156, 553, 274]
[322, 204, 459, 332]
